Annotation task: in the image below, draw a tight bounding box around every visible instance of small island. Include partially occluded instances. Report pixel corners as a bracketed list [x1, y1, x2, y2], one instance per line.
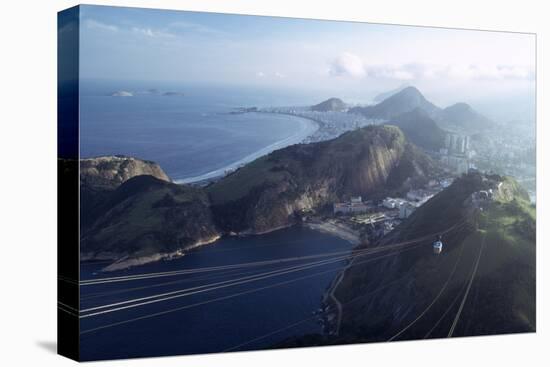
[162, 91, 185, 96]
[111, 90, 134, 97]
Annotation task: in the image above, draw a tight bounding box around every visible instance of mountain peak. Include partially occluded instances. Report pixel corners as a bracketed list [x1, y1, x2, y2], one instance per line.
[389, 86, 428, 104]
[399, 86, 423, 96]
[445, 102, 473, 112]
[311, 97, 346, 112]
[350, 86, 440, 120]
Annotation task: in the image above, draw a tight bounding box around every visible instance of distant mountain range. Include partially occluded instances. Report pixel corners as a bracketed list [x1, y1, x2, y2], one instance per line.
[348, 86, 494, 133]
[438, 102, 493, 131]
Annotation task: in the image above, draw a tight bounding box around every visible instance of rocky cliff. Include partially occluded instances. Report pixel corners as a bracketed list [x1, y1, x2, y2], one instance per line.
[208, 125, 437, 234]
[80, 155, 171, 190]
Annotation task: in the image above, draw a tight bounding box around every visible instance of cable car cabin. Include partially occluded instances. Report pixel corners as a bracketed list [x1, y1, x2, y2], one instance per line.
[433, 240, 443, 255]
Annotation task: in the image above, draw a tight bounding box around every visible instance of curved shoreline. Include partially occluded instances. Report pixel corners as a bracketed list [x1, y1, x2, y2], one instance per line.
[175, 112, 319, 184]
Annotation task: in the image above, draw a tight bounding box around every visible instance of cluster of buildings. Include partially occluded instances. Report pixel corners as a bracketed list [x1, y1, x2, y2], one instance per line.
[471, 186, 497, 210]
[381, 197, 418, 219]
[440, 132, 475, 175]
[443, 132, 471, 155]
[329, 178, 455, 244]
[334, 184, 446, 223]
[333, 196, 371, 215]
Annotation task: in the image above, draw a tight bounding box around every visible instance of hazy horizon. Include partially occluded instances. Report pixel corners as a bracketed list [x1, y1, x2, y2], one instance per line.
[78, 5, 536, 122]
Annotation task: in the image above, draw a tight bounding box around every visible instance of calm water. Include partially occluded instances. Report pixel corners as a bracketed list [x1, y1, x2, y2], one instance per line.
[79, 226, 352, 360]
[78, 81, 342, 360]
[80, 81, 318, 181]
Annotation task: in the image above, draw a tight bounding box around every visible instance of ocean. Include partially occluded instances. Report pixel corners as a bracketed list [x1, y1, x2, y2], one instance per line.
[80, 226, 352, 360]
[79, 80, 319, 182]
[78, 81, 349, 360]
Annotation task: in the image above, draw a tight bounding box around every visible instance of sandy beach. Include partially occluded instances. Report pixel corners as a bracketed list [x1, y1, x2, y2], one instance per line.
[305, 220, 361, 245]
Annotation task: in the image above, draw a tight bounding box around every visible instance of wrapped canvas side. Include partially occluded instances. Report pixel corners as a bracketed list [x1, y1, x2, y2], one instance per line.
[57, 5, 80, 361]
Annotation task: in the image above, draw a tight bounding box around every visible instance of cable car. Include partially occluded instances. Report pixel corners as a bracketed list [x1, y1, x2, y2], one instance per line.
[432, 235, 443, 255]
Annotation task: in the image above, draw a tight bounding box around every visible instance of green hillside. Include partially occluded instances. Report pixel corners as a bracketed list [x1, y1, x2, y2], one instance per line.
[331, 172, 535, 342]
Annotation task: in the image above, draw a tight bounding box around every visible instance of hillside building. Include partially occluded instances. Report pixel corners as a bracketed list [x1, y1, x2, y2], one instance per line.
[334, 196, 370, 214]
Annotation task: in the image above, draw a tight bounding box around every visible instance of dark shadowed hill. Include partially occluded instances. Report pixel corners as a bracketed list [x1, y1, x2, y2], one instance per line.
[329, 172, 534, 343]
[80, 175, 219, 270]
[80, 155, 172, 230]
[386, 108, 447, 151]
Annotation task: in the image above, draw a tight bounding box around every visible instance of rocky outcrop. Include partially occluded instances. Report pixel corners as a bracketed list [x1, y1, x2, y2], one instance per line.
[80, 155, 171, 190]
[80, 155, 172, 230]
[80, 175, 219, 266]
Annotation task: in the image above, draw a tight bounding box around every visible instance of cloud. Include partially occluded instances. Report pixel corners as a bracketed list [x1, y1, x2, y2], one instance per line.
[168, 21, 222, 36]
[328, 52, 366, 78]
[367, 65, 416, 80]
[131, 27, 175, 38]
[84, 19, 118, 32]
[327, 53, 534, 82]
[254, 71, 286, 79]
[446, 64, 534, 81]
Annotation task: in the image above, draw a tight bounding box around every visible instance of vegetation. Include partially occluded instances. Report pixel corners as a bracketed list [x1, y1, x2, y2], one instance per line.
[324, 172, 535, 343]
[82, 125, 439, 261]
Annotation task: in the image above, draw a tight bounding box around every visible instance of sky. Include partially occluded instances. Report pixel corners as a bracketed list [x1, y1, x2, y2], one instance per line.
[77, 5, 535, 113]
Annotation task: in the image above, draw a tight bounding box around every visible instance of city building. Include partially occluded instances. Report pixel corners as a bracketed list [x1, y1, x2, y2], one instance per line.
[442, 154, 469, 175]
[445, 132, 471, 154]
[382, 197, 406, 209]
[399, 202, 417, 219]
[334, 196, 370, 214]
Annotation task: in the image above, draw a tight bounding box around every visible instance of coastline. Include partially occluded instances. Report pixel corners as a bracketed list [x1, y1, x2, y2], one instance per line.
[175, 112, 319, 184]
[304, 220, 361, 245]
[92, 234, 222, 272]
[88, 220, 356, 272]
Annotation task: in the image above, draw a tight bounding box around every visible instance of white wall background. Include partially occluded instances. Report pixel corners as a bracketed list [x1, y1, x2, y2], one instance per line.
[0, 0, 547, 365]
